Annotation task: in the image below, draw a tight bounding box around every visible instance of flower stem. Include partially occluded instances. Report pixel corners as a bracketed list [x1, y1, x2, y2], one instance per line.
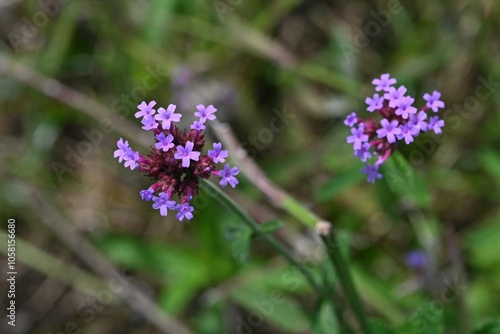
[200, 179, 325, 296]
[321, 232, 372, 334]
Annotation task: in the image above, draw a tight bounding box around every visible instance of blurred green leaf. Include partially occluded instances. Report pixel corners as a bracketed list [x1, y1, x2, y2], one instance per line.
[231, 285, 310, 333]
[312, 302, 339, 334]
[464, 212, 500, 268]
[223, 224, 253, 264]
[473, 320, 500, 334]
[481, 150, 500, 186]
[396, 303, 444, 334]
[369, 318, 394, 334]
[352, 266, 406, 323]
[382, 151, 430, 208]
[255, 219, 283, 236]
[314, 168, 364, 202]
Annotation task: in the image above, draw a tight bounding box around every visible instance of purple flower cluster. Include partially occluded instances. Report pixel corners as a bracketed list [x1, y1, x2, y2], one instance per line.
[345, 74, 445, 183]
[114, 101, 239, 221]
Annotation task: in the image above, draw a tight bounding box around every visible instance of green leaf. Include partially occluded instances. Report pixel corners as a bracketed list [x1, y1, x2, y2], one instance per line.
[481, 150, 500, 186]
[223, 224, 253, 264]
[255, 219, 283, 236]
[382, 151, 430, 208]
[315, 168, 364, 202]
[464, 213, 500, 268]
[312, 302, 339, 334]
[396, 303, 444, 334]
[473, 319, 500, 334]
[369, 318, 394, 334]
[231, 285, 310, 333]
[351, 266, 406, 323]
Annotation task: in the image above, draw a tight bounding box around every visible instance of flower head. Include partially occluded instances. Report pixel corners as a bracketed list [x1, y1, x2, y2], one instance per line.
[140, 188, 154, 201]
[155, 104, 182, 129]
[361, 164, 382, 183]
[114, 102, 239, 221]
[427, 116, 445, 135]
[152, 193, 177, 216]
[423, 91, 445, 112]
[155, 133, 175, 152]
[395, 96, 417, 119]
[344, 112, 358, 127]
[371, 73, 396, 92]
[135, 101, 157, 119]
[208, 142, 229, 163]
[347, 124, 369, 150]
[354, 143, 372, 162]
[365, 93, 384, 112]
[384, 86, 408, 108]
[377, 119, 401, 144]
[397, 123, 418, 144]
[194, 104, 217, 122]
[174, 141, 200, 168]
[176, 203, 194, 221]
[345, 74, 445, 182]
[190, 120, 206, 131]
[405, 250, 428, 270]
[114, 138, 130, 163]
[141, 116, 158, 131]
[218, 164, 239, 188]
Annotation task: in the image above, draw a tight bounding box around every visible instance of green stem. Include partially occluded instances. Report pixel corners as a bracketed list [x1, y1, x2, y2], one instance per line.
[320, 262, 356, 334]
[322, 233, 372, 334]
[281, 194, 321, 228]
[200, 179, 325, 297]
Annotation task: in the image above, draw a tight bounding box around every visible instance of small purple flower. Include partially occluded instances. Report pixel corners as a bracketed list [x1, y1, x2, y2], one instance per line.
[141, 116, 158, 131]
[176, 203, 194, 221]
[190, 120, 206, 131]
[384, 86, 407, 108]
[155, 104, 182, 129]
[347, 124, 369, 150]
[397, 123, 419, 144]
[135, 101, 157, 119]
[152, 192, 177, 216]
[174, 141, 201, 167]
[140, 188, 154, 201]
[377, 119, 401, 144]
[124, 149, 140, 170]
[155, 133, 175, 152]
[371, 73, 397, 92]
[408, 111, 428, 134]
[354, 142, 372, 162]
[361, 164, 382, 183]
[427, 116, 445, 134]
[208, 142, 229, 163]
[423, 90, 445, 112]
[365, 93, 384, 112]
[344, 112, 358, 127]
[395, 96, 417, 119]
[219, 164, 239, 188]
[194, 104, 217, 122]
[114, 138, 130, 162]
[405, 250, 428, 269]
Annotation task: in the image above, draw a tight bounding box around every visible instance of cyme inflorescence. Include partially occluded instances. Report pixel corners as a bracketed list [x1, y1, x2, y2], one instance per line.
[345, 74, 445, 182]
[114, 102, 239, 221]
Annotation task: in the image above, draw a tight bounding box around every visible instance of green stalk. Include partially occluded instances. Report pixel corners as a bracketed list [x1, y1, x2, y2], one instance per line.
[321, 233, 372, 334]
[280, 193, 371, 332]
[200, 179, 325, 297]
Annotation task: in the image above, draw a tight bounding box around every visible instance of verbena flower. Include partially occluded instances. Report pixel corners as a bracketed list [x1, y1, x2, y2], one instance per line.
[345, 74, 445, 182]
[405, 250, 428, 270]
[115, 101, 239, 221]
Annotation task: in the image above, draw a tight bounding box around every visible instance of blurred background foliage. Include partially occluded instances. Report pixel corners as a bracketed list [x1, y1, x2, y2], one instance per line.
[1, 0, 500, 333]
